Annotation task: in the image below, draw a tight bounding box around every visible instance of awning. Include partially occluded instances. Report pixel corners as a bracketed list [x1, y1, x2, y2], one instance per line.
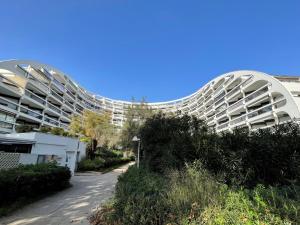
[0, 136, 36, 145]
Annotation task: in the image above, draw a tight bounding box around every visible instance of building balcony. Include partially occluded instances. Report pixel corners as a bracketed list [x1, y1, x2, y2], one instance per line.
[44, 116, 59, 126]
[24, 89, 46, 106]
[228, 99, 244, 112]
[27, 75, 49, 94]
[0, 120, 14, 133]
[0, 75, 23, 96]
[230, 115, 246, 126]
[245, 85, 269, 103]
[247, 105, 273, 120]
[0, 97, 18, 112]
[47, 102, 61, 115]
[52, 78, 65, 93]
[20, 106, 43, 121]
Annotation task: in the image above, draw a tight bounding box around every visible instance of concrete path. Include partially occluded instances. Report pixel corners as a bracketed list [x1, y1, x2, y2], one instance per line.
[0, 163, 134, 225]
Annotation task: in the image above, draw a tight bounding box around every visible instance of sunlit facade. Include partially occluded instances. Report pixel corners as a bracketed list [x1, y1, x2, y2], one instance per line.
[0, 59, 300, 134]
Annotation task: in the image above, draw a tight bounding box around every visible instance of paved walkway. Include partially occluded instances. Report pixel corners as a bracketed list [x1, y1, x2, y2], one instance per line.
[0, 163, 134, 225]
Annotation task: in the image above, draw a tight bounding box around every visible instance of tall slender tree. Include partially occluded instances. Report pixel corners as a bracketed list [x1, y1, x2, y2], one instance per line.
[69, 110, 113, 159]
[120, 98, 153, 150]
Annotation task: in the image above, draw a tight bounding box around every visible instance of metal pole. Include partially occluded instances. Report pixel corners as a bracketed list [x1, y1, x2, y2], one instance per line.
[137, 140, 140, 168]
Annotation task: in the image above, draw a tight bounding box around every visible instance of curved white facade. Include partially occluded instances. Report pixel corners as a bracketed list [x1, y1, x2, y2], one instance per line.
[0, 59, 300, 133]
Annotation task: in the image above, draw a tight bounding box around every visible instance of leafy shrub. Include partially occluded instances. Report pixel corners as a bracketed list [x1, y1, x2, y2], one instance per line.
[93, 163, 300, 225]
[96, 148, 123, 159]
[78, 157, 132, 171]
[96, 166, 169, 225]
[193, 185, 300, 225]
[0, 163, 71, 214]
[140, 113, 207, 173]
[78, 158, 105, 171]
[140, 114, 300, 187]
[15, 124, 36, 133]
[166, 162, 223, 222]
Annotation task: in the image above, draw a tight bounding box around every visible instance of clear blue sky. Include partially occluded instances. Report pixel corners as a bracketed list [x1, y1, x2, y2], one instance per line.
[0, 1, 300, 102]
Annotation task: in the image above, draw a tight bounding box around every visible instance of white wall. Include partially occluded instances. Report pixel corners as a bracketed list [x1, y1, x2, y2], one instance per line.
[19, 153, 38, 165]
[4, 132, 86, 175]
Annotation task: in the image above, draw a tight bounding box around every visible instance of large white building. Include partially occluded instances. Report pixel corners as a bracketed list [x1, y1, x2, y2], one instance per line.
[0, 59, 300, 133]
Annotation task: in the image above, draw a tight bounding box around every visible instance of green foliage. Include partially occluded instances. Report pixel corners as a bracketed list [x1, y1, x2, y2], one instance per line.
[96, 148, 123, 159]
[78, 158, 105, 171]
[140, 113, 208, 173]
[69, 110, 117, 159]
[93, 163, 300, 225]
[140, 114, 300, 187]
[166, 162, 223, 220]
[120, 99, 153, 151]
[113, 166, 168, 225]
[16, 125, 75, 137]
[194, 185, 300, 225]
[39, 125, 52, 133]
[0, 163, 71, 216]
[15, 124, 36, 133]
[93, 114, 300, 224]
[78, 148, 133, 171]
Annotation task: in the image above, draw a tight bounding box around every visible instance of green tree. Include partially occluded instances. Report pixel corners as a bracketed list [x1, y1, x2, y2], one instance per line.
[69, 110, 113, 159]
[120, 98, 153, 150]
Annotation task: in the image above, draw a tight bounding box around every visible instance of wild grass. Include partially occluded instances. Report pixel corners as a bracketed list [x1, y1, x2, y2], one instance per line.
[91, 163, 300, 225]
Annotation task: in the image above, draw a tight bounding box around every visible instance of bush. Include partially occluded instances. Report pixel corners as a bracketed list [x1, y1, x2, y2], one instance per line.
[78, 157, 132, 171]
[0, 163, 71, 214]
[166, 162, 223, 221]
[111, 166, 168, 225]
[96, 148, 123, 159]
[140, 114, 300, 187]
[193, 185, 300, 225]
[78, 158, 105, 171]
[92, 163, 300, 225]
[140, 113, 207, 173]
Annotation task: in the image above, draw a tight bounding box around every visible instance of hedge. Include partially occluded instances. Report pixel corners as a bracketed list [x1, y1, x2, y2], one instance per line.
[0, 163, 71, 208]
[78, 157, 132, 171]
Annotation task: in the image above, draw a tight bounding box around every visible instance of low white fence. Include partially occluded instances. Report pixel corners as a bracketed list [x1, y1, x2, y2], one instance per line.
[0, 152, 38, 170]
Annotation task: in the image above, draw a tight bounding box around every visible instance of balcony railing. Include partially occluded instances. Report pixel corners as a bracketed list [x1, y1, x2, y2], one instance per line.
[20, 106, 43, 120]
[50, 89, 64, 103]
[66, 89, 76, 100]
[25, 90, 46, 105]
[216, 110, 227, 118]
[226, 85, 241, 98]
[214, 90, 225, 103]
[65, 101, 74, 110]
[41, 68, 52, 80]
[27, 74, 50, 93]
[217, 122, 229, 130]
[0, 97, 18, 110]
[53, 78, 65, 92]
[206, 104, 213, 113]
[248, 105, 272, 119]
[230, 115, 246, 125]
[214, 85, 223, 96]
[0, 120, 14, 130]
[228, 99, 244, 112]
[47, 102, 61, 114]
[60, 123, 69, 130]
[0, 74, 22, 94]
[214, 96, 225, 106]
[207, 116, 215, 123]
[226, 76, 253, 98]
[44, 116, 59, 126]
[62, 111, 71, 118]
[245, 85, 269, 103]
[241, 76, 253, 87]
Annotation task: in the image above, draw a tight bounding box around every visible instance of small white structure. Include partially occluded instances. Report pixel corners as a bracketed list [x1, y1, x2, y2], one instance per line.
[0, 132, 86, 175]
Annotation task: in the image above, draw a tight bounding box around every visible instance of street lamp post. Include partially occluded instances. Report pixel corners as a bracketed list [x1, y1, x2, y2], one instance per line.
[132, 136, 141, 168]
